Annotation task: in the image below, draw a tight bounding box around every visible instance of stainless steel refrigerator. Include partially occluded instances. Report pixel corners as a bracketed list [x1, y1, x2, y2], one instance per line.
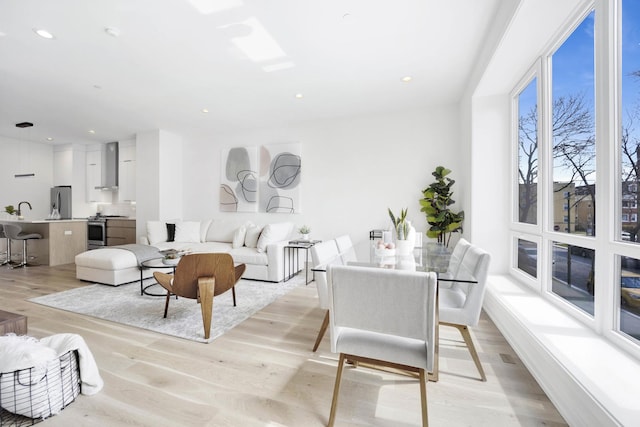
[51, 186, 72, 219]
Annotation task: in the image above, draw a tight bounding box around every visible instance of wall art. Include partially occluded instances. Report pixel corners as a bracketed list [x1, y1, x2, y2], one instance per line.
[259, 142, 301, 213]
[220, 146, 258, 212]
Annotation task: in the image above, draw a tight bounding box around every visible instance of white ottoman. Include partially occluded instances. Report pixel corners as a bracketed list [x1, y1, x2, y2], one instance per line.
[75, 249, 152, 286]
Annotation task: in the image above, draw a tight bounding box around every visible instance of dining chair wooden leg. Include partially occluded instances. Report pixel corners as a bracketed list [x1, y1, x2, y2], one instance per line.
[328, 353, 346, 427]
[312, 310, 330, 352]
[419, 368, 429, 427]
[444, 322, 486, 381]
[232, 286, 237, 307]
[198, 277, 216, 340]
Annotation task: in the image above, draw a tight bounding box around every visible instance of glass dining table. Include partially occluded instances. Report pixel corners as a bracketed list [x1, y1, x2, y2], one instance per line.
[312, 248, 477, 382]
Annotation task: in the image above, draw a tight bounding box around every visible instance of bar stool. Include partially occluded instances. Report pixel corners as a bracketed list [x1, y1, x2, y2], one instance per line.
[3, 224, 42, 268]
[0, 224, 12, 266]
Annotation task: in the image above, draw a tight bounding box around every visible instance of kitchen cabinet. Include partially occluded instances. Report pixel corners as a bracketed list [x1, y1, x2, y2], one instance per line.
[1, 219, 87, 266]
[106, 218, 136, 246]
[118, 144, 136, 202]
[53, 149, 72, 186]
[86, 149, 103, 202]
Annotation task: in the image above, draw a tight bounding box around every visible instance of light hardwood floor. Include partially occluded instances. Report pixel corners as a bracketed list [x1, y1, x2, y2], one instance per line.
[0, 264, 567, 427]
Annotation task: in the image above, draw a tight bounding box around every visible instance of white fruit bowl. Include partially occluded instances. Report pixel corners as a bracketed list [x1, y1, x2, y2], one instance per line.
[375, 248, 396, 257]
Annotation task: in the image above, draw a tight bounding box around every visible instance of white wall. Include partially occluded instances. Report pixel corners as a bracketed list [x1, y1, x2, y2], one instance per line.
[469, 94, 511, 272]
[136, 130, 183, 236]
[179, 106, 463, 258]
[0, 135, 53, 219]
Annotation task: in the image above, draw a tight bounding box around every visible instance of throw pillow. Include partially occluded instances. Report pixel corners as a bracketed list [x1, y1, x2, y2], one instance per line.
[147, 221, 168, 245]
[200, 220, 212, 243]
[166, 223, 176, 242]
[256, 222, 293, 253]
[206, 219, 244, 243]
[232, 225, 247, 248]
[174, 221, 201, 243]
[244, 225, 262, 248]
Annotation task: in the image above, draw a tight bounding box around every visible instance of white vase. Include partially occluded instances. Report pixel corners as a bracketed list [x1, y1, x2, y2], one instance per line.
[395, 239, 413, 256]
[301, 234, 310, 241]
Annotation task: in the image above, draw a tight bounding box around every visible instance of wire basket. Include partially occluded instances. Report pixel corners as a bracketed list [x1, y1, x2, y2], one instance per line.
[0, 350, 80, 426]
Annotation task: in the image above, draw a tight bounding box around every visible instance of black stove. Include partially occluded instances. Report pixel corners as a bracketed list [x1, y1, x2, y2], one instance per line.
[87, 215, 128, 249]
[88, 215, 127, 221]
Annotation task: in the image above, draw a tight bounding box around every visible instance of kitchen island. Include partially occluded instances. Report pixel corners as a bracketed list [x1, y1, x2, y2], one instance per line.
[1, 219, 87, 266]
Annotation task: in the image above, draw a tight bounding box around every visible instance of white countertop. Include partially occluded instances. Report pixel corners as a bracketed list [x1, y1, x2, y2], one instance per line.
[0, 218, 88, 223]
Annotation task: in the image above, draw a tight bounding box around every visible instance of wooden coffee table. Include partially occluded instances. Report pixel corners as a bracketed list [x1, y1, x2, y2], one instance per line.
[0, 309, 28, 335]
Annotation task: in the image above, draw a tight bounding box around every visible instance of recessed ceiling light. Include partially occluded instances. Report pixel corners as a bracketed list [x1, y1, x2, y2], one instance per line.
[104, 27, 120, 37]
[402, 76, 412, 82]
[46, 137, 54, 141]
[201, 108, 209, 113]
[88, 130, 96, 134]
[33, 28, 54, 39]
[342, 13, 351, 20]
[295, 93, 303, 99]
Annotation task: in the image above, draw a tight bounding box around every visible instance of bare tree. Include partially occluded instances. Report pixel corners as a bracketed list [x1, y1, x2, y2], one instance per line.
[518, 93, 595, 230]
[518, 105, 538, 223]
[621, 111, 640, 240]
[552, 93, 596, 233]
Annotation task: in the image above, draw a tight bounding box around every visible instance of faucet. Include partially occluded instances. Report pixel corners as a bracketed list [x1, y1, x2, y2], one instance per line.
[17, 201, 32, 216]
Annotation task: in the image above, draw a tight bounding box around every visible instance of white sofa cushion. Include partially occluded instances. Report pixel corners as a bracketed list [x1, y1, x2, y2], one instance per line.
[147, 221, 168, 245]
[244, 225, 262, 248]
[257, 222, 293, 253]
[230, 246, 269, 266]
[174, 221, 201, 243]
[200, 220, 212, 242]
[206, 219, 245, 243]
[75, 248, 139, 270]
[233, 225, 248, 248]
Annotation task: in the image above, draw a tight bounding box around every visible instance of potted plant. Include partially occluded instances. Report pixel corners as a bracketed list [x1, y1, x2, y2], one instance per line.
[419, 166, 464, 248]
[4, 205, 16, 216]
[388, 208, 414, 255]
[298, 225, 311, 241]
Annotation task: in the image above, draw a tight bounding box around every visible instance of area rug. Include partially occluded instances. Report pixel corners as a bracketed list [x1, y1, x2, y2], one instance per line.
[29, 276, 305, 343]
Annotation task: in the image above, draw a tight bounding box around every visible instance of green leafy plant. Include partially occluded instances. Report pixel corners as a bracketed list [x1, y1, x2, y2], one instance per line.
[388, 208, 409, 240]
[4, 205, 16, 215]
[298, 225, 311, 234]
[419, 166, 464, 246]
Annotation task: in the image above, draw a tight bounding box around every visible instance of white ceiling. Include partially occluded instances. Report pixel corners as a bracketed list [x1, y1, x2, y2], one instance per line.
[0, 0, 502, 145]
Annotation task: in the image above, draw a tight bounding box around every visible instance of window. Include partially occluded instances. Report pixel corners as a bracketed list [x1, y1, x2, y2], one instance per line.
[517, 78, 538, 225]
[551, 11, 596, 238]
[620, 0, 640, 244]
[620, 256, 640, 340]
[510, 0, 640, 356]
[552, 242, 595, 315]
[517, 239, 538, 278]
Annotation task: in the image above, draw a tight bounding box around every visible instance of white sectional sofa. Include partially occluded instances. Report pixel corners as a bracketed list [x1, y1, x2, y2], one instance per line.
[75, 219, 298, 286]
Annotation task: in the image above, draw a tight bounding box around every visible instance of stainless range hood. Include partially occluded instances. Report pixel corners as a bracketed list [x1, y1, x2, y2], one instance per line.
[95, 141, 119, 190]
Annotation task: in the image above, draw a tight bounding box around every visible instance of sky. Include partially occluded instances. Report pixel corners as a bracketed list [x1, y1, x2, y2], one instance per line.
[518, 1, 640, 183]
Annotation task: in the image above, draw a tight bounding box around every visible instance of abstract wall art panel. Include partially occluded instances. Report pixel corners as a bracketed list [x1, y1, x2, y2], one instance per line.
[259, 142, 301, 213]
[220, 146, 258, 212]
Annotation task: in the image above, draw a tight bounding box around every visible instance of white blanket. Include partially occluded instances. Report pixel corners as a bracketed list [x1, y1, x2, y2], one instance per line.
[0, 333, 103, 396]
[40, 333, 104, 395]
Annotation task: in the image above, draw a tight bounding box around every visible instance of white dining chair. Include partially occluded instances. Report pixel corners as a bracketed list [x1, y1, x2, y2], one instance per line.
[438, 244, 491, 381]
[309, 239, 342, 351]
[327, 265, 437, 427]
[335, 234, 357, 264]
[439, 237, 472, 288]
